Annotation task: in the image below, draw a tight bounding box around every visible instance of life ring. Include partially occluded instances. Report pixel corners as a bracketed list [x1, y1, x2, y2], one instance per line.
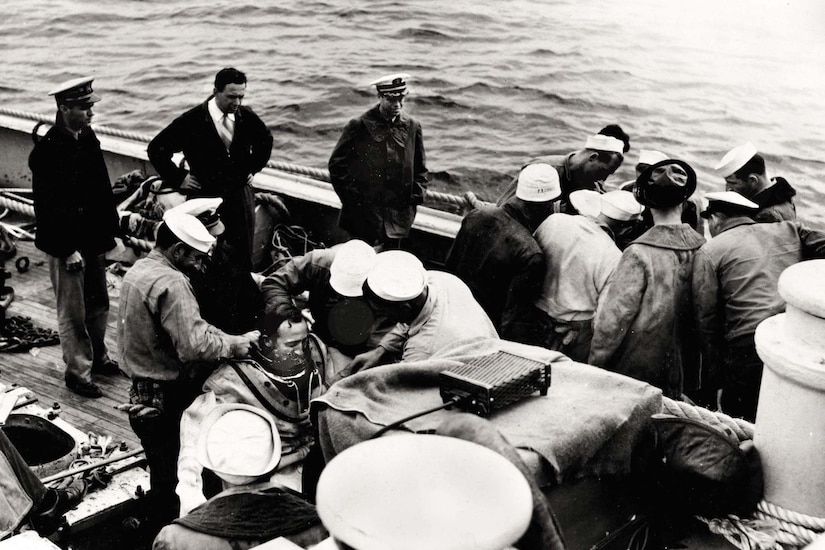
[15, 256, 29, 273]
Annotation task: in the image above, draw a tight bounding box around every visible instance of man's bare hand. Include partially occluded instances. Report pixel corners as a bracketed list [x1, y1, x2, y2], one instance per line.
[230, 330, 261, 358]
[180, 174, 201, 192]
[330, 347, 387, 384]
[65, 251, 84, 272]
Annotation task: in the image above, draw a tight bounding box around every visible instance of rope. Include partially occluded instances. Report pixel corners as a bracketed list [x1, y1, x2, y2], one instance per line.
[0, 107, 482, 212]
[757, 502, 825, 532]
[0, 196, 36, 218]
[660, 396, 754, 442]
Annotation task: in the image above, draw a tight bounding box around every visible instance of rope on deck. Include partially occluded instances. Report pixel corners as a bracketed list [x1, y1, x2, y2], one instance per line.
[0, 195, 35, 218]
[0, 107, 490, 211]
[662, 397, 825, 548]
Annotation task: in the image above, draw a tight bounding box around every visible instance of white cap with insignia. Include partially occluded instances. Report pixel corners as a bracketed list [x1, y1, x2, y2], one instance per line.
[329, 239, 377, 298]
[516, 163, 561, 202]
[164, 197, 225, 236]
[369, 73, 410, 96]
[163, 211, 216, 254]
[366, 250, 426, 302]
[316, 434, 533, 550]
[584, 134, 625, 155]
[715, 142, 758, 178]
[48, 76, 101, 105]
[196, 404, 282, 486]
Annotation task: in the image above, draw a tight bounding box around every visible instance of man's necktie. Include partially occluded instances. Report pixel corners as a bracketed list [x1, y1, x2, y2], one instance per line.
[217, 114, 234, 150]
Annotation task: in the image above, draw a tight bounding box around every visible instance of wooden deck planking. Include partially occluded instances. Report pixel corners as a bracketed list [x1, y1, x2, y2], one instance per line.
[1, 239, 139, 449]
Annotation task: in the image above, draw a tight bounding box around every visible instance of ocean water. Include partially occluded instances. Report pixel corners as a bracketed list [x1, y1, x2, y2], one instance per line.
[5, 0, 825, 226]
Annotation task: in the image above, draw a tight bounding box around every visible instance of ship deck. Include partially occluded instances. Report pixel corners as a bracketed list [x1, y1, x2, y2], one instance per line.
[1, 238, 139, 450]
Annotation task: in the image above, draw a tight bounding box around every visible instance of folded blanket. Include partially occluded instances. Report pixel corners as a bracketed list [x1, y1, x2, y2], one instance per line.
[312, 337, 662, 484]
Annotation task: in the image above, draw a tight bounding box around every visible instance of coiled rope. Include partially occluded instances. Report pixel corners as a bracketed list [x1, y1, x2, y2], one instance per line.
[662, 397, 825, 549]
[0, 107, 492, 211]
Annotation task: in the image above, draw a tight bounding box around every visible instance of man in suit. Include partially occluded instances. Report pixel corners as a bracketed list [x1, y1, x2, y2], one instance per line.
[148, 67, 273, 267]
[29, 76, 120, 398]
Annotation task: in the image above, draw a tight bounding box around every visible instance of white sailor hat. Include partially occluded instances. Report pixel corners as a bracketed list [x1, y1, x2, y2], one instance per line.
[515, 163, 561, 202]
[637, 149, 669, 167]
[584, 134, 625, 155]
[48, 76, 101, 106]
[366, 250, 426, 302]
[196, 403, 282, 486]
[162, 211, 216, 254]
[370, 73, 410, 96]
[163, 197, 225, 236]
[569, 189, 602, 217]
[329, 239, 377, 297]
[601, 190, 643, 221]
[700, 191, 759, 219]
[316, 434, 533, 550]
[715, 142, 758, 178]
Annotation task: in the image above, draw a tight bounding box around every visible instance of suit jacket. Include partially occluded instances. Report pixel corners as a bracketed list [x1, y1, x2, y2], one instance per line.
[29, 121, 118, 258]
[328, 105, 427, 241]
[148, 99, 273, 258]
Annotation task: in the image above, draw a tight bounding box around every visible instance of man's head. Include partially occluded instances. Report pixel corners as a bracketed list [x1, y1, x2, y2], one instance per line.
[257, 310, 309, 357]
[597, 190, 644, 233]
[156, 212, 215, 276]
[598, 124, 631, 174]
[364, 250, 427, 324]
[716, 142, 768, 199]
[371, 73, 409, 120]
[213, 67, 247, 115]
[633, 159, 697, 211]
[49, 76, 101, 132]
[700, 191, 759, 237]
[571, 134, 626, 187]
[329, 240, 377, 298]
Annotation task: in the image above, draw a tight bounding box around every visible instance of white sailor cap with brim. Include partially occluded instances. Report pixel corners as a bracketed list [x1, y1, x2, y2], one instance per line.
[163, 211, 216, 254]
[601, 190, 643, 221]
[637, 149, 669, 167]
[366, 250, 426, 302]
[196, 403, 282, 486]
[515, 163, 561, 202]
[316, 434, 533, 550]
[370, 73, 410, 96]
[48, 76, 101, 106]
[584, 134, 625, 155]
[569, 189, 602, 217]
[715, 142, 758, 178]
[700, 191, 759, 219]
[164, 197, 225, 237]
[329, 239, 377, 297]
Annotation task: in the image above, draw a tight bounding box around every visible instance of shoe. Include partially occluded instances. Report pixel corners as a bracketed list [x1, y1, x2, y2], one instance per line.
[65, 375, 103, 398]
[31, 479, 88, 536]
[92, 357, 120, 376]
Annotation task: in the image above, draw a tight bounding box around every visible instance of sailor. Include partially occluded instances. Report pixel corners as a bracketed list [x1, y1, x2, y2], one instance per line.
[0, 429, 87, 538]
[589, 160, 705, 398]
[445, 164, 561, 344]
[155, 404, 328, 550]
[117, 212, 259, 532]
[692, 191, 825, 421]
[495, 130, 627, 209]
[177, 343, 325, 516]
[166, 197, 264, 334]
[328, 73, 428, 248]
[352, 250, 497, 369]
[715, 141, 797, 223]
[532, 189, 643, 362]
[29, 76, 121, 398]
[148, 67, 274, 268]
[260, 239, 403, 381]
[314, 430, 540, 550]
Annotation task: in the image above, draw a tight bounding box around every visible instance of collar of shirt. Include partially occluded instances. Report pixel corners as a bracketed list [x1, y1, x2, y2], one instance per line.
[208, 97, 235, 125]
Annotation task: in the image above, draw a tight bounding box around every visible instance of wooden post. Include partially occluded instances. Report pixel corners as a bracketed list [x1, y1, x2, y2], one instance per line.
[754, 259, 825, 517]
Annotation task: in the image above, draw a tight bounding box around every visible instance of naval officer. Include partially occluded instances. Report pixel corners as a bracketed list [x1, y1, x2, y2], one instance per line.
[328, 73, 429, 249]
[29, 76, 120, 398]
